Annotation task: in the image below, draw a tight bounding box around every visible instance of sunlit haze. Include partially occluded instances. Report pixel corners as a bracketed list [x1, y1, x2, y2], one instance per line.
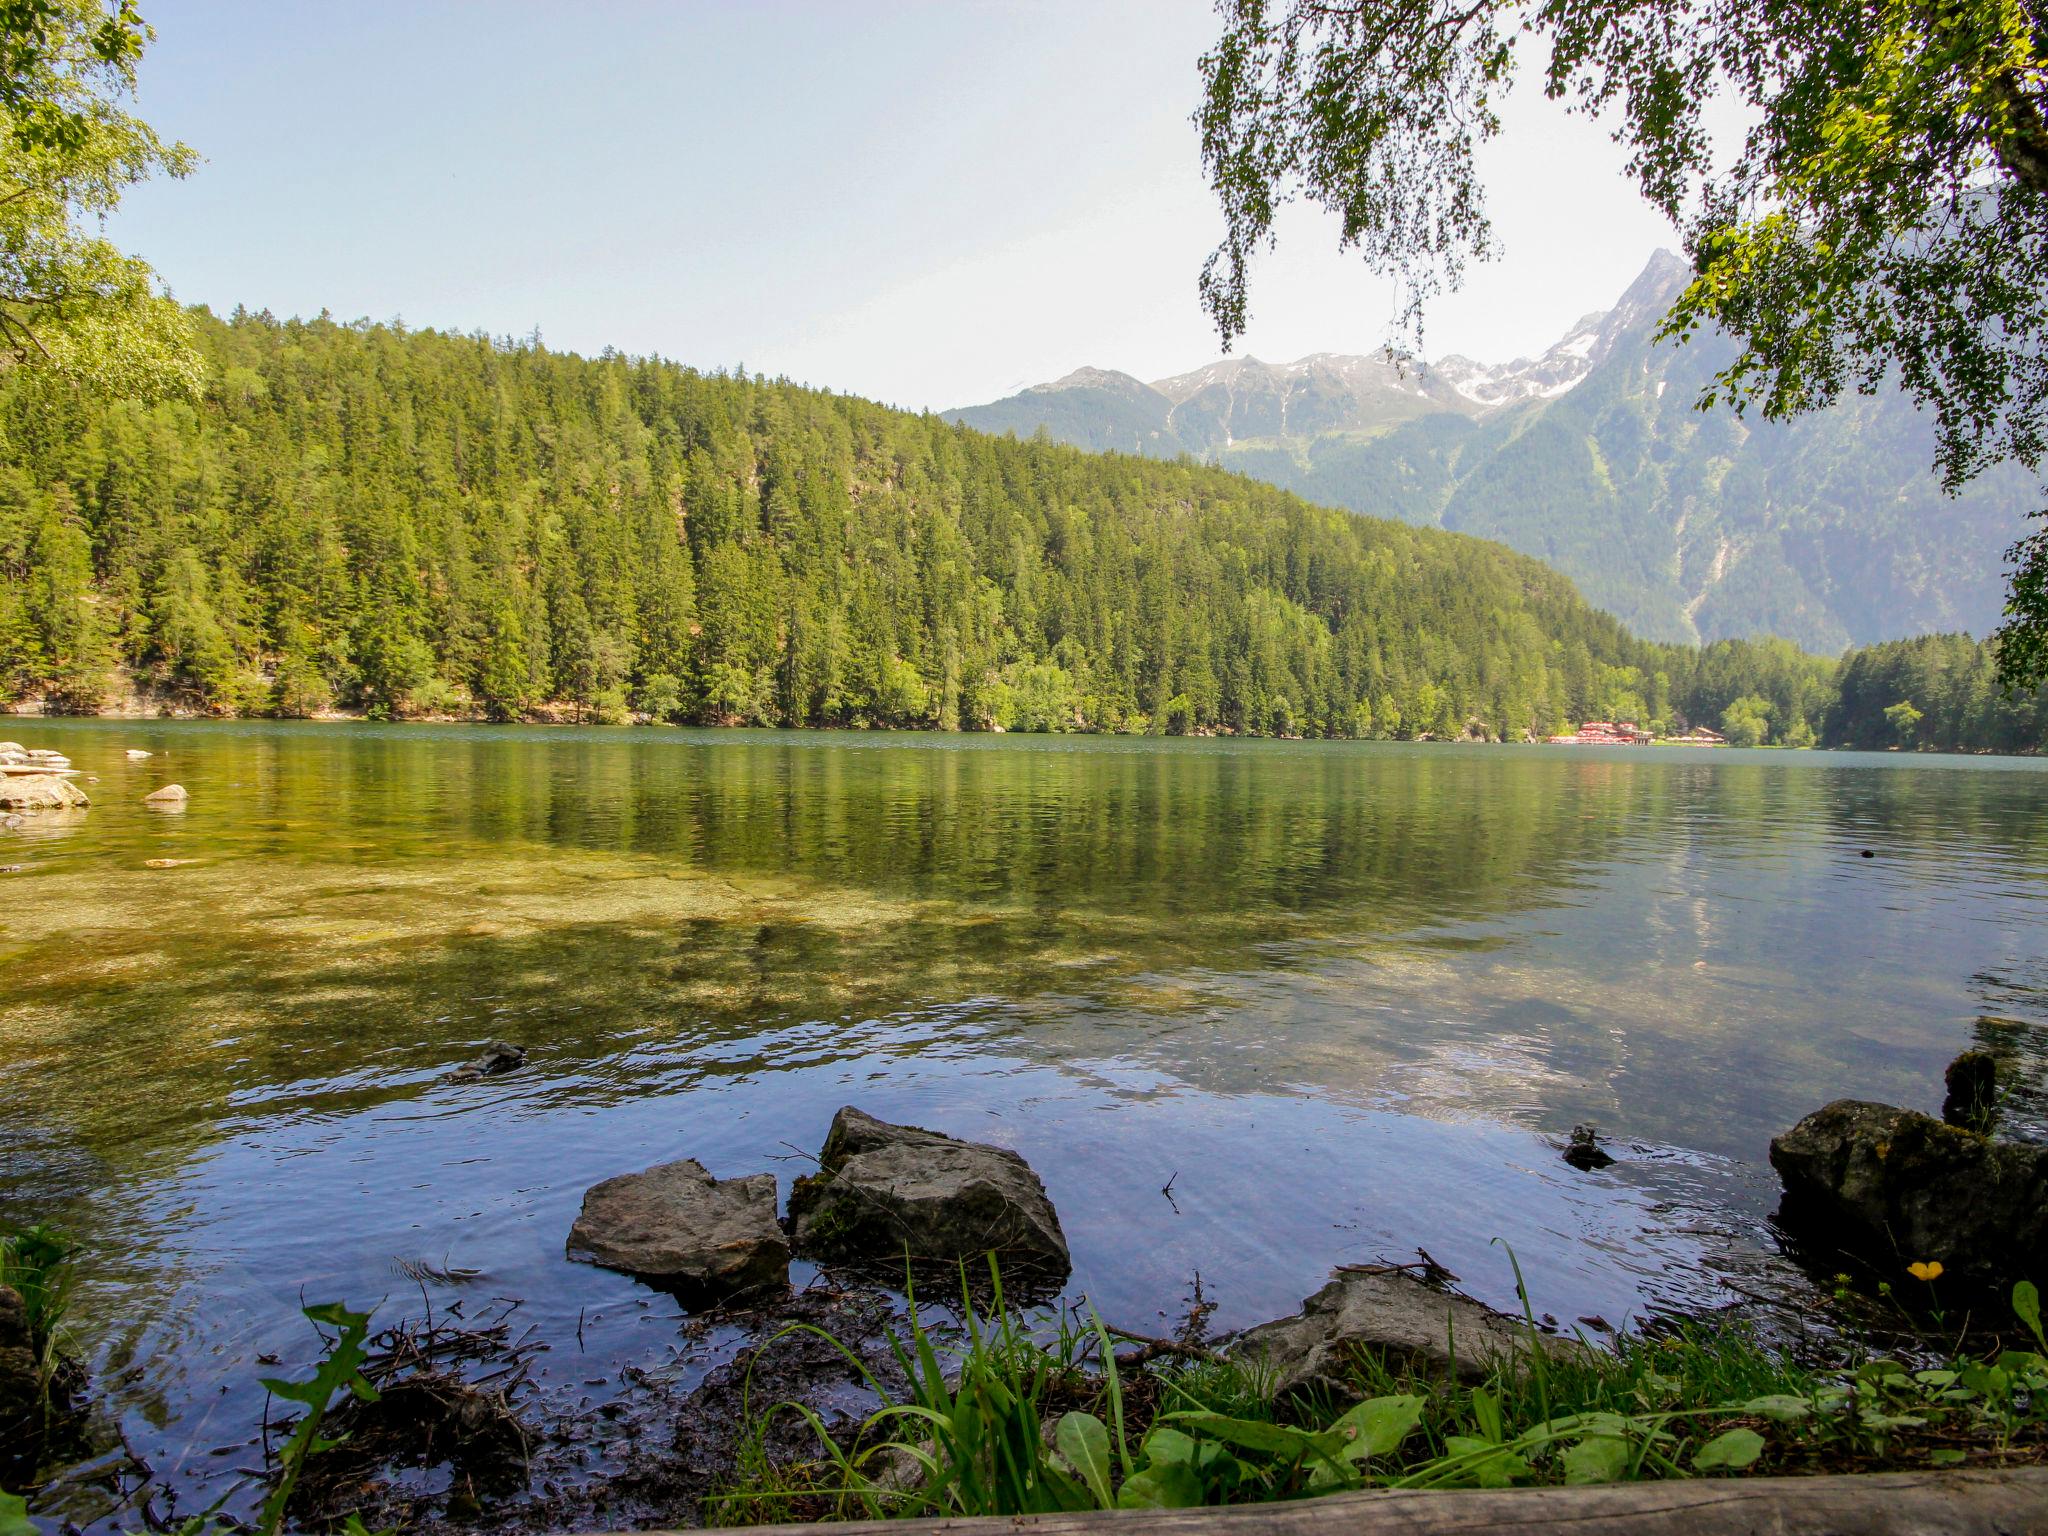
[109, 0, 1683, 410]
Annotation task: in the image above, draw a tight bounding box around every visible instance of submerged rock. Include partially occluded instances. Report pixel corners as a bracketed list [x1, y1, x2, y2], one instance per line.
[1942, 1050, 2000, 1132]
[0, 773, 88, 809]
[1562, 1123, 1616, 1171]
[787, 1106, 1070, 1282]
[1770, 1099, 2048, 1290]
[567, 1159, 788, 1305]
[1229, 1268, 1573, 1402]
[448, 1041, 527, 1082]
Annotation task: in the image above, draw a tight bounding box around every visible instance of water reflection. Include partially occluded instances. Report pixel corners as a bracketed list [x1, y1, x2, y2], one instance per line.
[1, 722, 2044, 1522]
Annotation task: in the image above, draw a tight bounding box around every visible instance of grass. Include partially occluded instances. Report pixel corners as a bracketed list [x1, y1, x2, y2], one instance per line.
[0, 1224, 76, 1378]
[710, 1265, 2048, 1521]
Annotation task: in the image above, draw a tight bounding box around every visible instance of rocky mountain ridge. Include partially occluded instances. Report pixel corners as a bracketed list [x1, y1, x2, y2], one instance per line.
[948, 251, 2032, 649]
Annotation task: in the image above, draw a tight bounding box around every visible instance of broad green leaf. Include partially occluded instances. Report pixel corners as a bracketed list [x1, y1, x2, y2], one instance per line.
[1328, 1394, 1427, 1461]
[1140, 1427, 1199, 1466]
[2, 1490, 37, 1536]
[1693, 1427, 1765, 1471]
[1055, 1412, 1113, 1508]
[1117, 1462, 1203, 1509]
[1741, 1393, 1813, 1421]
[1929, 1448, 1967, 1467]
[1560, 1432, 1631, 1485]
[2014, 1280, 2044, 1352]
[1441, 1435, 1530, 1488]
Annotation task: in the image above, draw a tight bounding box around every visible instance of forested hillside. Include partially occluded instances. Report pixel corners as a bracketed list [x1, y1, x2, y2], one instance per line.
[0, 308, 2042, 752]
[0, 308, 1663, 741]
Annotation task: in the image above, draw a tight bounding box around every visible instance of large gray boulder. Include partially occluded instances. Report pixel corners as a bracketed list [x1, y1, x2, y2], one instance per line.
[567, 1159, 788, 1305]
[787, 1107, 1070, 1282]
[1770, 1099, 2048, 1291]
[1229, 1269, 1571, 1402]
[0, 773, 87, 809]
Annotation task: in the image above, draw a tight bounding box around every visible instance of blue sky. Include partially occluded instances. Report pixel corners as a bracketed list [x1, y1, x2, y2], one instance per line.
[109, 1, 1682, 411]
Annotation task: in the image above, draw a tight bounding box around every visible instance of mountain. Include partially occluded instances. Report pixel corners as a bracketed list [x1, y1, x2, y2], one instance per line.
[948, 252, 2036, 651]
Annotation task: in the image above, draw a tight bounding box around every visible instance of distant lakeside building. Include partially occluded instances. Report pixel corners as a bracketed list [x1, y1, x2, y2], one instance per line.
[1548, 720, 1656, 745]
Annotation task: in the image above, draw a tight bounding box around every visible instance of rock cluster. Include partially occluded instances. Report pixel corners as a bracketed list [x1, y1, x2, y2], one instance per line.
[565, 1107, 1070, 1307]
[562, 1110, 1558, 1412]
[0, 742, 88, 809]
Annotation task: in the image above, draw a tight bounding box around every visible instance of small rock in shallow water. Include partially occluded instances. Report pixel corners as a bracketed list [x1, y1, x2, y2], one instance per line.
[447, 1040, 527, 1081]
[1562, 1123, 1616, 1171]
[1229, 1269, 1580, 1403]
[143, 783, 188, 805]
[125, 749, 151, 759]
[567, 1159, 788, 1306]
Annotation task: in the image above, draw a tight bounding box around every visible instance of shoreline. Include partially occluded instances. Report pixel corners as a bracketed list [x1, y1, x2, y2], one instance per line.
[8, 703, 2041, 758]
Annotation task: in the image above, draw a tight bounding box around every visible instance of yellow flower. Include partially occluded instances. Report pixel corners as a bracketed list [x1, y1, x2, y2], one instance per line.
[1908, 1261, 1944, 1282]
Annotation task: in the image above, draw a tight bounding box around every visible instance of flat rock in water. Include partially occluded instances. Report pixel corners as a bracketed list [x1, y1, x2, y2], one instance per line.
[0, 773, 88, 809]
[125, 749, 152, 759]
[1770, 1099, 2048, 1291]
[567, 1159, 788, 1305]
[448, 1041, 526, 1081]
[787, 1106, 1070, 1282]
[1229, 1269, 1573, 1401]
[143, 783, 188, 804]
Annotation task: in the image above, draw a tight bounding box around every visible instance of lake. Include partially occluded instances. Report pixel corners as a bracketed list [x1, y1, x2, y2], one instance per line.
[4, 721, 2045, 1518]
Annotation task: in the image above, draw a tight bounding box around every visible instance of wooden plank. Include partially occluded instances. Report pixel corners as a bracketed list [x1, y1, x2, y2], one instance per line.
[659, 1468, 2048, 1536]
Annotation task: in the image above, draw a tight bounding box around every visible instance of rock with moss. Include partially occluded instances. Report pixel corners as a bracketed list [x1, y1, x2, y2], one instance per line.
[1229, 1269, 1577, 1403]
[787, 1107, 1070, 1283]
[567, 1160, 788, 1307]
[1770, 1098, 2048, 1291]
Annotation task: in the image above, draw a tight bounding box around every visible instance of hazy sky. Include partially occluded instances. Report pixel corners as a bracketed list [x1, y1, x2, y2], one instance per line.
[109, 1, 1683, 412]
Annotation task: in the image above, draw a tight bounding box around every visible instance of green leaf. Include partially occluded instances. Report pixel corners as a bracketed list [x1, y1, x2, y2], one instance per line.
[1440, 1435, 1531, 1488]
[1328, 1394, 1426, 1461]
[1167, 1411, 1334, 1459]
[1928, 1448, 1967, 1467]
[1055, 1412, 1113, 1509]
[1560, 1432, 1632, 1485]
[1140, 1427, 1199, 1467]
[1471, 1386, 1505, 1444]
[1693, 1427, 1765, 1471]
[1117, 1462, 1203, 1509]
[2014, 1280, 2044, 1352]
[1741, 1393, 1813, 1421]
[1, 1490, 37, 1536]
